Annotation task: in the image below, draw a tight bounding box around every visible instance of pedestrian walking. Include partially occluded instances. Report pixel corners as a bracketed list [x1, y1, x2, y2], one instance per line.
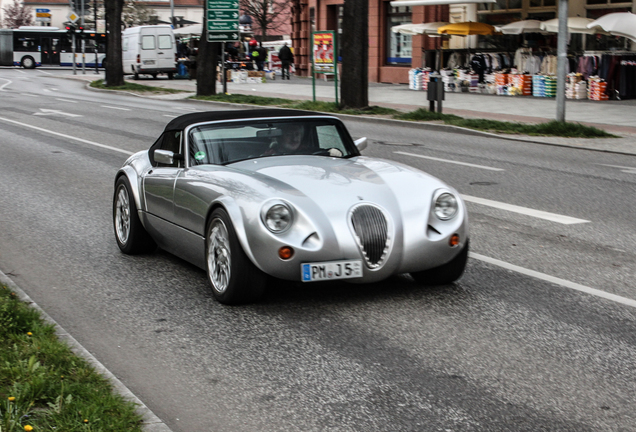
[278, 43, 294, 80]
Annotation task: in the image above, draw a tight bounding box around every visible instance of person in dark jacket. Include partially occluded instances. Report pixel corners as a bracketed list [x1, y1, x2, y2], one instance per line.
[278, 43, 294, 80]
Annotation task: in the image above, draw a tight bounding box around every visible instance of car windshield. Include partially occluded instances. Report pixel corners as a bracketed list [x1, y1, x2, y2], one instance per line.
[187, 118, 357, 166]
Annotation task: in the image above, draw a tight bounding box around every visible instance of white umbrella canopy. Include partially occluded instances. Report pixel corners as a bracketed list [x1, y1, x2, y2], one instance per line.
[495, 19, 547, 35]
[173, 24, 202, 36]
[587, 12, 636, 42]
[391, 22, 449, 35]
[540, 17, 607, 34]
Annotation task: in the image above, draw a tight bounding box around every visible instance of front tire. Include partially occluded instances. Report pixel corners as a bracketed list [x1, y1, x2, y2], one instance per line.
[411, 240, 469, 286]
[206, 208, 266, 305]
[21, 56, 35, 69]
[113, 176, 155, 254]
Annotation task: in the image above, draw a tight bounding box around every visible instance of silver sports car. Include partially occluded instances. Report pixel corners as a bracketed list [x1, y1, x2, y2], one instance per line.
[113, 109, 469, 304]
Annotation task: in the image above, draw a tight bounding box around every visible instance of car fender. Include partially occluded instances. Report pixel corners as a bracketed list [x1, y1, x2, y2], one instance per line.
[207, 196, 265, 272]
[115, 165, 144, 220]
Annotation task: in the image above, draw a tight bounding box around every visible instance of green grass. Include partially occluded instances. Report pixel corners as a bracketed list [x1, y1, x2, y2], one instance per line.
[0, 284, 143, 432]
[287, 100, 400, 116]
[90, 79, 187, 94]
[395, 108, 617, 138]
[191, 93, 295, 106]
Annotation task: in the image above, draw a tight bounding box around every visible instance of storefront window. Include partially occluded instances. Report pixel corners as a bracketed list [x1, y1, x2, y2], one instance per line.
[386, 6, 412, 65]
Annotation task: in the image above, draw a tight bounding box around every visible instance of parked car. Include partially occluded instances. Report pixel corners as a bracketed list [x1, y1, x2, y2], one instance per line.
[122, 25, 177, 80]
[113, 109, 469, 304]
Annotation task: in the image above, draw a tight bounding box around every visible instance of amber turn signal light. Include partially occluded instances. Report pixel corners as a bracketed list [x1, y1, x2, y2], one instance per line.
[279, 246, 294, 260]
[449, 234, 460, 247]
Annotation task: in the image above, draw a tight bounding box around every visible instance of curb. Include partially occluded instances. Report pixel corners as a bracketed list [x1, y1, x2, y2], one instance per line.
[0, 270, 174, 432]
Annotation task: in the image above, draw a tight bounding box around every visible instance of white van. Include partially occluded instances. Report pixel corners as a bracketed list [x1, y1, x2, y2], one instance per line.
[122, 25, 177, 79]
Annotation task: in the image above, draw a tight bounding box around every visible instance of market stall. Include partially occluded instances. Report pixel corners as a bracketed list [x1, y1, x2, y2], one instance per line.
[407, 17, 636, 100]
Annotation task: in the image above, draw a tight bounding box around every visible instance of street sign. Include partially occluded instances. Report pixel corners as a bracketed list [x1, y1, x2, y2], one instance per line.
[207, 31, 239, 42]
[67, 11, 79, 23]
[206, 0, 239, 42]
[36, 8, 50, 12]
[207, 0, 239, 10]
[207, 20, 238, 31]
[207, 10, 239, 20]
[36, 12, 51, 18]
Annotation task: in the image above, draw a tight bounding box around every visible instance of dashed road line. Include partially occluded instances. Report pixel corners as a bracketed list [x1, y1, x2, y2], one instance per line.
[471, 253, 636, 309]
[462, 195, 590, 225]
[394, 151, 505, 171]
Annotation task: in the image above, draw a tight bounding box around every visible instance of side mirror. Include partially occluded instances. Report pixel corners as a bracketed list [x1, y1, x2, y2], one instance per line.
[154, 149, 180, 165]
[354, 137, 368, 151]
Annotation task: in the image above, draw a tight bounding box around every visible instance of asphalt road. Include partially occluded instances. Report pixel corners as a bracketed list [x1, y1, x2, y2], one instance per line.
[1, 68, 636, 432]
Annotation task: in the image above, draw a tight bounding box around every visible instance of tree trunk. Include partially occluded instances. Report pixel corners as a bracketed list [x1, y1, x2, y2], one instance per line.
[340, 0, 368, 109]
[104, 0, 125, 87]
[196, 34, 219, 96]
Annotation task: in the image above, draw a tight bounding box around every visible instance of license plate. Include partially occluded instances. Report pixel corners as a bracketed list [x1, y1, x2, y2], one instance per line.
[301, 260, 363, 282]
[143, 60, 155, 65]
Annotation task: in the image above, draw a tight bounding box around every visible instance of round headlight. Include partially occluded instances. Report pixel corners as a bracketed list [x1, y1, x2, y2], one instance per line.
[434, 193, 458, 220]
[264, 204, 293, 233]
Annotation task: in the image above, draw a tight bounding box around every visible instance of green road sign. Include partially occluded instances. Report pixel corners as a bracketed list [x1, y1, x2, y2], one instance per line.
[207, 10, 239, 20]
[207, 0, 239, 10]
[207, 31, 239, 42]
[207, 20, 239, 31]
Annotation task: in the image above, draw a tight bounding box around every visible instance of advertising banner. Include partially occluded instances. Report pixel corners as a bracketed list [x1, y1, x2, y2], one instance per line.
[311, 30, 338, 104]
[312, 31, 335, 73]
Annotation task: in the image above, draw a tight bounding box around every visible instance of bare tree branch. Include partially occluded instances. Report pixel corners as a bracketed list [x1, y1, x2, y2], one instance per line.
[2, 0, 33, 28]
[240, 0, 290, 39]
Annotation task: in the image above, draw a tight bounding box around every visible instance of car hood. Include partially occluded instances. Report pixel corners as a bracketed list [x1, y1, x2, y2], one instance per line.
[229, 155, 451, 211]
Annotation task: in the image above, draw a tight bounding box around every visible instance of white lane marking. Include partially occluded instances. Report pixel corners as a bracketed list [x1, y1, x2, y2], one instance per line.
[0, 78, 12, 91]
[56, 98, 78, 103]
[163, 114, 178, 118]
[596, 163, 636, 174]
[176, 107, 201, 112]
[0, 116, 133, 156]
[33, 108, 82, 118]
[21, 93, 36, 97]
[101, 105, 131, 111]
[394, 151, 505, 171]
[462, 195, 590, 225]
[471, 252, 636, 309]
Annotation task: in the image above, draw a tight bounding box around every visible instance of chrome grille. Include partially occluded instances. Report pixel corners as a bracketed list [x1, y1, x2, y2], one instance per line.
[350, 205, 389, 268]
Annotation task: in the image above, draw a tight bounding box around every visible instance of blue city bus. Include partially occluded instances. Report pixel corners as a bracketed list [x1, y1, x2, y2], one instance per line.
[0, 26, 106, 68]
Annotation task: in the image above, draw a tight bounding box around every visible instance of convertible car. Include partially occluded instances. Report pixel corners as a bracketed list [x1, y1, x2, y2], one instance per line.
[113, 109, 469, 304]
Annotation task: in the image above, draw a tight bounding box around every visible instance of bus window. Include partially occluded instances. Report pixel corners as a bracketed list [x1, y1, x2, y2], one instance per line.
[15, 36, 37, 52]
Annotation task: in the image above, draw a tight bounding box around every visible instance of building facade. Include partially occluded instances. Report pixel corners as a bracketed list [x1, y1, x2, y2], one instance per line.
[291, 0, 636, 84]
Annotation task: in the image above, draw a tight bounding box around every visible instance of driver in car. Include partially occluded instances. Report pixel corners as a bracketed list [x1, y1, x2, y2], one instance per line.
[263, 124, 343, 157]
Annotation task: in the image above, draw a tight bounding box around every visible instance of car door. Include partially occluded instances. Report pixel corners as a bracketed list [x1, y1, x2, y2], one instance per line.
[143, 131, 182, 222]
[156, 31, 175, 70]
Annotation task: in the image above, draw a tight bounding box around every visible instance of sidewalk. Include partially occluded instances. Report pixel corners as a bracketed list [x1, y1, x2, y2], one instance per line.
[68, 70, 636, 156]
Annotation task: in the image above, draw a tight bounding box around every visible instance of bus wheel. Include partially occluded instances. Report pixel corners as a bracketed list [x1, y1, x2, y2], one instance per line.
[21, 56, 36, 69]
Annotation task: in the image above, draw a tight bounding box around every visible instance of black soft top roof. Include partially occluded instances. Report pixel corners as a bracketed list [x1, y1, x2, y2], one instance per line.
[163, 109, 331, 132]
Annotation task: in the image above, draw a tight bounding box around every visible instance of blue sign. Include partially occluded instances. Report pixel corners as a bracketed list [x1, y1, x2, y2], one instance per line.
[36, 8, 50, 12]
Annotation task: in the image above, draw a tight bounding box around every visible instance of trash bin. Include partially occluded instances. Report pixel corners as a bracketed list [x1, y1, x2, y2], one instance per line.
[427, 72, 444, 113]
